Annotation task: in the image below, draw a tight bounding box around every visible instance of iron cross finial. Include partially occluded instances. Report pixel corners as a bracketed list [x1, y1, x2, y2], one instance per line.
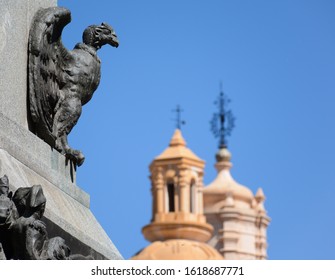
[210, 85, 235, 148]
[172, 105, 186, 130]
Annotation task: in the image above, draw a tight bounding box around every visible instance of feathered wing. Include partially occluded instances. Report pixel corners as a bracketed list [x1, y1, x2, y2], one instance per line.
[28, 7, 73, 145]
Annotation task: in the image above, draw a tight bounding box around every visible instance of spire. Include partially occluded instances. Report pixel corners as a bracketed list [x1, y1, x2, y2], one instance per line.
[206, 87, 253, 200]
[204, 85, 270, 260]
[155, 129, 204, 164]
[169, 129, 186, 147]
[210, 85, 235, 149]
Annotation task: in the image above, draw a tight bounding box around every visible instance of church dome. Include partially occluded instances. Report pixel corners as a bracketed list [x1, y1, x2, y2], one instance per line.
[204, 147, 254, 209]
[131, 239, 223, 260]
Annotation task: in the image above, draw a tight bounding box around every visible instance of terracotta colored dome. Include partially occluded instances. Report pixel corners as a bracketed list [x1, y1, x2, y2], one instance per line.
[131, 239, 223, 260]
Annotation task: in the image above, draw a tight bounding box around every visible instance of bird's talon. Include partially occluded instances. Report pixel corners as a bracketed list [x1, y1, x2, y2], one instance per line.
[65, 150, 85, 166]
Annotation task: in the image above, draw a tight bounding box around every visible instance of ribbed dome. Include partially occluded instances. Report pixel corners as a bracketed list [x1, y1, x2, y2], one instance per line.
[131, 239, 223, 260]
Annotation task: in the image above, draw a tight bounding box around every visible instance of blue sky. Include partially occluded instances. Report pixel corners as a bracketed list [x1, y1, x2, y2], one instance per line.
[58, 0, 335, 259]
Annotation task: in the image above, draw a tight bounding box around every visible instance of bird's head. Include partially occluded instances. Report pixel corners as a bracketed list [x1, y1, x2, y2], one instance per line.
[83, 23, 119, 50]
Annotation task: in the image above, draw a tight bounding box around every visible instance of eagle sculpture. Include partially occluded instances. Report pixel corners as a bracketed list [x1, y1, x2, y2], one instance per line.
[28, 7, 119, 166]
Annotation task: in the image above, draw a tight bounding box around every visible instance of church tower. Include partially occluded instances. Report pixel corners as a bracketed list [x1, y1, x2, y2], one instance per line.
[203, 89, 270, 259]
[203, 147, 270, 259]
[132, 129, 223, 260]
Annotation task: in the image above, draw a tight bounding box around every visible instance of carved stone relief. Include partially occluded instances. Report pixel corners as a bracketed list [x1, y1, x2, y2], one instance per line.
[0, 175, 92, 260]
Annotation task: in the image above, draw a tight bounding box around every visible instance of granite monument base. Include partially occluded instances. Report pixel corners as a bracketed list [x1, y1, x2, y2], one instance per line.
[0, 112, 122, 259]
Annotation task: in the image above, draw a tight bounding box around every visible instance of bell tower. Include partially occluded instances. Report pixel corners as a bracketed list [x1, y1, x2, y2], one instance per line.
[204, 88, 270, 259]
[204, 147, 270, 259]
[142, 129, 213, 243]
[132, 128, 222, 259]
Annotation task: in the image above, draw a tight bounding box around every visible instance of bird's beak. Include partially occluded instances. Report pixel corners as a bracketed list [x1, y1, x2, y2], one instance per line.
[108, 32, 119, 48]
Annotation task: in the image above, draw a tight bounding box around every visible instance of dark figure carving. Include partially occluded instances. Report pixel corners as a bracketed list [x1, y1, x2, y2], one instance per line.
[0, 175, 17, 225]
[0, 175, 18, 260]
[0, 175, 93, 260]
[28, 7, 119, 166]
[10, 185, 48, 259]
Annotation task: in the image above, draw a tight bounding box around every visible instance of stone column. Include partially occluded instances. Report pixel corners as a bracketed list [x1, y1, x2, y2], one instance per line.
[178, 168, 189, 213]
[172, 175, 179, 212]
[197, 174, 204, 215]
[155, 167, 165, 214]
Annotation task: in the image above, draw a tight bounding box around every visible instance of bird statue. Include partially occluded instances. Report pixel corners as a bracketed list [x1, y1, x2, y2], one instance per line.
[28, 7, 119, 166]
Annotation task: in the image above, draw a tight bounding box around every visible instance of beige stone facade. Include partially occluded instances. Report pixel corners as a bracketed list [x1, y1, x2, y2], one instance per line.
[203, 147, 270, 259]
[132, 129, 269, 260]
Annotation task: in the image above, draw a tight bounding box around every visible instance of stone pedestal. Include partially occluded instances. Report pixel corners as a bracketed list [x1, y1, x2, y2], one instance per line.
[0, 0, 59, 129]
[0, 0, 122, 260]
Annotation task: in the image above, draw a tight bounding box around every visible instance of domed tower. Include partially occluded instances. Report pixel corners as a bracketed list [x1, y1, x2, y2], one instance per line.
[132, 129, 223, 260]
[203, 147, 270, 259]
[204, 89, 270, 259]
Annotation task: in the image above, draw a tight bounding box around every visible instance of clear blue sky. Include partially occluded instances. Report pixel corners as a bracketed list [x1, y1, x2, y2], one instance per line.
[58, 0, 335, 259]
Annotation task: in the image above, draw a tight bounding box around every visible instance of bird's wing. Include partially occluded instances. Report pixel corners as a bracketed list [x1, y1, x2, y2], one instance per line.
[28, 7, 73, 138]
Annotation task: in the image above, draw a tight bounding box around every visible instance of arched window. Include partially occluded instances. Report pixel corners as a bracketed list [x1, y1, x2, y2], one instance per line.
[167, 182, 175, 212]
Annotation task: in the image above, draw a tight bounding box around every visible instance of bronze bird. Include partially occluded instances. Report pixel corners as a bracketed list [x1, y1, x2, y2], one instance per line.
[28, 7, 119, 166]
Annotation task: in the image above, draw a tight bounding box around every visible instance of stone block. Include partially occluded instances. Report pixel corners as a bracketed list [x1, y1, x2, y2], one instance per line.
[0, 0, 57, 128]
[0, 112, 123, 259]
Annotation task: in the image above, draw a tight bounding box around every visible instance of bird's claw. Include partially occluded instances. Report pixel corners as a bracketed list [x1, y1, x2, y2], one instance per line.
[65, 149, 85, 166]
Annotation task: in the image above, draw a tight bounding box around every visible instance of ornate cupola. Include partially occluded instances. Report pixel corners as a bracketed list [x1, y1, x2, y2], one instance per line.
[203, 88, 270, 259]
[204, 147, 270, 259]
[142, 128, 213, 242]
[132, 128, 222, 260]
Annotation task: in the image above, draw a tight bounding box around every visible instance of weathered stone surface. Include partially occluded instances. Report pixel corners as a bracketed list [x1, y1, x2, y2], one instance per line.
[0, 0, 57, 128]
[0, 112, 82, 204]
[0, 112, 122, 259]
[0, 150, 122, 259]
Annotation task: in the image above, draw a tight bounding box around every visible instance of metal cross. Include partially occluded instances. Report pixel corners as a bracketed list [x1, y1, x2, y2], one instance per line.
[172, 105, 186, 129]
[210, 85, 235, 148]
